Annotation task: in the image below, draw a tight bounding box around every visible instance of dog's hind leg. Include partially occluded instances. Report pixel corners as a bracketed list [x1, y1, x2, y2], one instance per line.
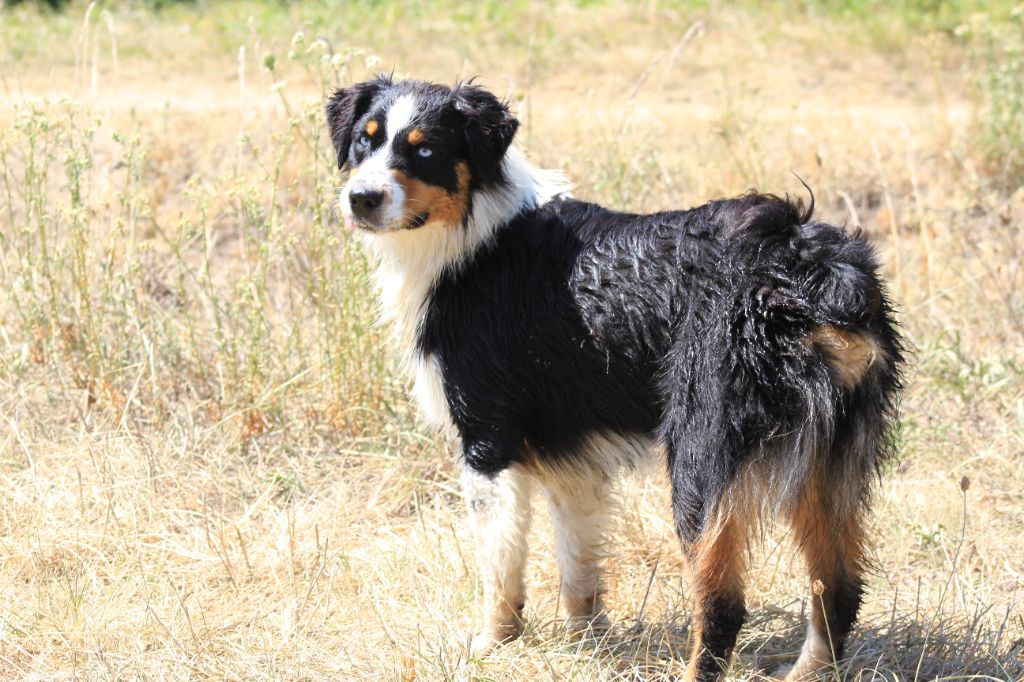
[679, 507, 749, 682]
[462, 465, 533, 657]
[662, 338, 753, 680]
[667, 442, 750, 682]
[542, 472, 613, 632]
[780, 477, 866, 680]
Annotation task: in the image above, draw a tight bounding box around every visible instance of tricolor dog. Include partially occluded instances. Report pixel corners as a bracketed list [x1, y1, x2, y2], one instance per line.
[325, 76, 903, 681]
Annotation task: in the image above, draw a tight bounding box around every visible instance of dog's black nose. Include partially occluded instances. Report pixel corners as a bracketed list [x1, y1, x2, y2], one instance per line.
[350, 189, 384, 218]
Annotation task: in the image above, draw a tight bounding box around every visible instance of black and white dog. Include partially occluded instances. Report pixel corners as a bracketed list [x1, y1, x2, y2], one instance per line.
[326, 76, 903, 681]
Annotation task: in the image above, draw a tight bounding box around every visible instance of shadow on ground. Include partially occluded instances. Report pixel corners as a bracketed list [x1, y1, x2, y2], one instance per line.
[525, 604, 1024, 680]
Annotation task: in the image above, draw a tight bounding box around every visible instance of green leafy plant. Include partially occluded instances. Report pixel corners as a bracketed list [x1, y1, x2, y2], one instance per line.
[963, 8, 1024, 186]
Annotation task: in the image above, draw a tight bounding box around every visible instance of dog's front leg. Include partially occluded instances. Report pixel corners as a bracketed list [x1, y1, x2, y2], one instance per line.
[461, 464, 532, 657]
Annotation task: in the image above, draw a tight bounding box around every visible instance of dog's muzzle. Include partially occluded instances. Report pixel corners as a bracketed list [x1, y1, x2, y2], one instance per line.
[342, 168, 406, 232]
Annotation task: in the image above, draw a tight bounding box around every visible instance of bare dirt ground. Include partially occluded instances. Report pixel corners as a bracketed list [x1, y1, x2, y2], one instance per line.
[1, 3, 1022, 680]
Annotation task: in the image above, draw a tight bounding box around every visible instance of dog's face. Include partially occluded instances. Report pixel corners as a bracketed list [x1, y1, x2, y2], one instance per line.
[326, 77, 519, 233]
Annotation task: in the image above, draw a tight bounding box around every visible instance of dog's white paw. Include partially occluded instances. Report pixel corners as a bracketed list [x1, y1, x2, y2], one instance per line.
[771, 661, 830, 681]
[564, 612, 611, 639]
[467, 626, 520, 659]
[468, 632, 499, 658]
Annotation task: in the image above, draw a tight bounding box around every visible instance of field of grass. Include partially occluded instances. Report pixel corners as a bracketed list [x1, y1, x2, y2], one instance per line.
[1, 1, 1022, 679]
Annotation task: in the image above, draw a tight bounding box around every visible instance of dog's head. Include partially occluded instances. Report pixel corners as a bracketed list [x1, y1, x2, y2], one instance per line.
[326, 76, 519, 233]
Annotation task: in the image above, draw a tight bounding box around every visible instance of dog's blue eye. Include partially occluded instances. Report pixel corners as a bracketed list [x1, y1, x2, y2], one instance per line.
[417, 146, 433, 158]
[357, 134, 371, 149]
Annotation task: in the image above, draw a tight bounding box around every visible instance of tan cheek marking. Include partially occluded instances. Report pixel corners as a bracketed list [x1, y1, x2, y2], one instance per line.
[391, 162, 472, 227]
[807, 325, 881, 388]
[407, 128, 426, 145]
[443, 161, 472, 225]
[365, 119, 378, 137]
[455, 161, 471, 190]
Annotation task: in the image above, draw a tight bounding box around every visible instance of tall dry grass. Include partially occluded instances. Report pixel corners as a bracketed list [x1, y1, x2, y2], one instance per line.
[0, 2, 1022, 680]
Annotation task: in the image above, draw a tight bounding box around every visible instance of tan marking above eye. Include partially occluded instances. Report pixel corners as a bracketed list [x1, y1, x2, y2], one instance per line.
[407, 128, 426, 145]
[365, 119, 379, 137]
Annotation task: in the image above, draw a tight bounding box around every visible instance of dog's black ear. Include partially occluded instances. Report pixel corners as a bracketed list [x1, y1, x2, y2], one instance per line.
[325, 77, 389, 169]
[452, 82, 519, 187]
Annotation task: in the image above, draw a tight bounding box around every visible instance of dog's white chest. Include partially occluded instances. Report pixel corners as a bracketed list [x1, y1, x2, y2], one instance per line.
[361, 264, 451, 435]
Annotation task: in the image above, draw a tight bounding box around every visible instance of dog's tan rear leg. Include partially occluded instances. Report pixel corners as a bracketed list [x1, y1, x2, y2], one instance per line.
[682, 514, 748, 682]
[778, 482, 866, 680]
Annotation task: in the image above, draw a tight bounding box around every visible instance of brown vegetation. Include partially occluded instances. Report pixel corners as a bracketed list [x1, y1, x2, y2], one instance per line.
[1, 2, 1021, 679]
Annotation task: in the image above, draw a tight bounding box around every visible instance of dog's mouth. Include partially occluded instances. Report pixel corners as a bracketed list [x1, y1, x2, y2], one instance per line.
[407, 212, 430, 229]
[345, 212, 431, 233]
[344, 215, 371, 232]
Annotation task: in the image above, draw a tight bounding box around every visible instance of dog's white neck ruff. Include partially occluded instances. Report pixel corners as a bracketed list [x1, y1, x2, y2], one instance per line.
[357, 147, 571, 429]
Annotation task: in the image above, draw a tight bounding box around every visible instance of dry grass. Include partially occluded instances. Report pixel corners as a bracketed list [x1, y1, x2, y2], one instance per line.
[1, 2, 1022, 680]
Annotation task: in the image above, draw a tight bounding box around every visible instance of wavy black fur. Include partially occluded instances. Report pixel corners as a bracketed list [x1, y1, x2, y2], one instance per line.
[420, 195, 902, 536]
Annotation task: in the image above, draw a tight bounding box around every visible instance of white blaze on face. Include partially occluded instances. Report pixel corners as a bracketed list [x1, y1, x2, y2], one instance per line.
[340, 94, 418, 231]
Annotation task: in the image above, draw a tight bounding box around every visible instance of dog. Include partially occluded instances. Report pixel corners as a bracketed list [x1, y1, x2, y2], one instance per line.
[325, 76, 903, 681]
